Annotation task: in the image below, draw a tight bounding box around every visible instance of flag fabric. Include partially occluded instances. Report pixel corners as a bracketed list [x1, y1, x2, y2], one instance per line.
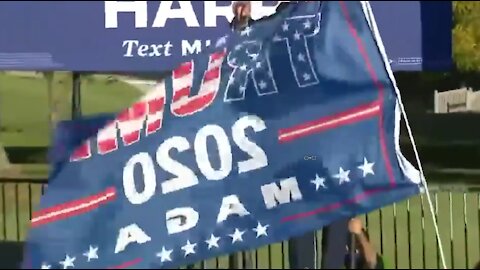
[23, 1, 423, 269]
[47, 113, 115, 179]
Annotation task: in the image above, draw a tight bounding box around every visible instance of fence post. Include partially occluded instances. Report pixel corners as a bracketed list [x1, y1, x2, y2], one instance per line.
[433, 90, 439, 114]
[72, 72, 82, 119]
[45, 71, 56, 139]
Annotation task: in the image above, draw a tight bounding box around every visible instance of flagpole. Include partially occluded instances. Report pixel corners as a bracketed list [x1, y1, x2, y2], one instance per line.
[359, 1, 447, 269]
[349, 234, 356, 269]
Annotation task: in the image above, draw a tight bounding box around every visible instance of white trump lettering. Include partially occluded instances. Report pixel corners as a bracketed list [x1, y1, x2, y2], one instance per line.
[261, 177, 303, 209]
[152, 1, 199, 27]
[105, 1, 148, 29]
[166, 207, 199, 235]
[216, 195, 250, 223]
[114, 223, 151, 254]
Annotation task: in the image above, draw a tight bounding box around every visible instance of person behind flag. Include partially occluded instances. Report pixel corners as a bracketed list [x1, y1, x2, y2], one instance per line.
[231, 2, 318, 269]
[230, 1, 295, 30]
[345, 218, 387, 269]
[230, 4, 384, 269]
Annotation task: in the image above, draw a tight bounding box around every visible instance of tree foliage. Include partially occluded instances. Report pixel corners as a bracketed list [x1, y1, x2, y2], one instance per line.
[453, 1, 480, 72]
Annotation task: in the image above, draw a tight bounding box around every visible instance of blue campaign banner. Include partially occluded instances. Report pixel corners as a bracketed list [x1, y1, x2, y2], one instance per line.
[23, 2, 423, 269]
[0, 1, 451, 73]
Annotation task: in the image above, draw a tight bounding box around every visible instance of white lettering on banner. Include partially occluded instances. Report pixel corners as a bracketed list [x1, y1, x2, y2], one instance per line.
[152, 1, 199, 28]
[166, 207, 199, 235]
[261, 177, 303, 209]
[104, 1, 284, 29]
[105, 1, 148, 29]
[123, 152, 156, 205]
[122, 115, 268, 204]
[182, 40, 211, 56]
[216, 195, 250, 223]
[122, 40, 173, 57]
[114, 223, 151, 254]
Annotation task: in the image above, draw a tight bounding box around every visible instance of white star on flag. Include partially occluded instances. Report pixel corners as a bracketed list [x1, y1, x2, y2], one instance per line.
[294, 30, 301, 40]
[297, 53, 306, 62]
[303, 73, 311, 81]
[181, 240, 197, 257]
[259, 80, 268, 89]
[234, 44, 243, 51]
[240, 64, 248, 71]
[310, 174, 326, 191]
[282, 21, 289, 31]
[205, 234, 221, 249]
[273, 34, 282, 41]
[82, 245, 98, 262]
[59, 255, 75, 269]
[156, 246, 173, 263]
[358, 157, 375, 177]
[229, 228, 246, 244]
[41, 263, 51, 269]
[252, 222, 269, 238]
[333, 167, 351, 184]
[249, 53, 259, 61]
[256, 62, 262, 68]
[228, 75, 236, 85]
[303, 20, 312, 29]
[241, 26, 253, 36]
[215, 35, 228, 47]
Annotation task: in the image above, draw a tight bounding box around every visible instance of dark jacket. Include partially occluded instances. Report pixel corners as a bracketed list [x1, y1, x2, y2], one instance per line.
[230, 2, 292, 31]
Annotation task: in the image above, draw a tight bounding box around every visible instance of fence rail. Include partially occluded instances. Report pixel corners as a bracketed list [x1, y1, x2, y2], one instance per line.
[0, 179, 479, 269]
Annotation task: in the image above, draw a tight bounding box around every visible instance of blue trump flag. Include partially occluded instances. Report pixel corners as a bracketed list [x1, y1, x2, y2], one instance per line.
[24, 1, 423, 269]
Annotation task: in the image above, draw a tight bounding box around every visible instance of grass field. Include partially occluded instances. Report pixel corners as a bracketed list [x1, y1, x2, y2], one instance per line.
[0, 72, 142, 147]
[0, 73, 479, 269]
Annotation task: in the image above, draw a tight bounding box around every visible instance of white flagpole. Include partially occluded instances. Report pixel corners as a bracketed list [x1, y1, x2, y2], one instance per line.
[359, 1, 448, 269]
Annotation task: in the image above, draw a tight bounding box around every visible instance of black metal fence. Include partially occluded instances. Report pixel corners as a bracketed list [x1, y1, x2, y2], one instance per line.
[0, 179, 479, 269]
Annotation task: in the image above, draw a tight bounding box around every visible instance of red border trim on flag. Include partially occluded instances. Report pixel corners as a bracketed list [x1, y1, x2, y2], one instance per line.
[31, 187, 117, 227]
[278, 101, 381, 143]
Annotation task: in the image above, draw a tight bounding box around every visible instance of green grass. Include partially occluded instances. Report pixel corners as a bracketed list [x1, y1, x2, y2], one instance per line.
[0, 72, 142, 147]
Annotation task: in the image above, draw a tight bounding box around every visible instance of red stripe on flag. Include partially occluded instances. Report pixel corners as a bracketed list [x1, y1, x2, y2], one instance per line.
[278, 101, 381, 143]
[31, 187, 117, 227]
[172, 86, 191, 103]
[107, 258, 142, 269]
[281, 188, 385, 222]
[173, 61, 193, 79]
